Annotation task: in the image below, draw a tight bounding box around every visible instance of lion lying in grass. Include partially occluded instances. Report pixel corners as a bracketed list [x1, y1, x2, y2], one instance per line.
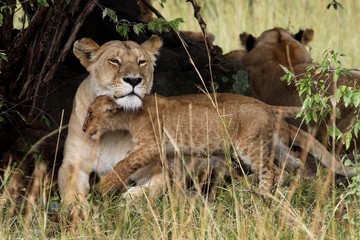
[83, 94, 356, 197]
[240, 27, 360, 152]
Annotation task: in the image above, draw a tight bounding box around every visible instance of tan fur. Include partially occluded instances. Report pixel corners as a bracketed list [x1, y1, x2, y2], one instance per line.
[83, 94, 356, 196]
[58, 36, 163, 205]
[84, 95, 282, 194]
[223, 49, 246, 62]
[241, 27, 360, 150]
[169, 94, 356, 177]
[181, 31, 216, 44]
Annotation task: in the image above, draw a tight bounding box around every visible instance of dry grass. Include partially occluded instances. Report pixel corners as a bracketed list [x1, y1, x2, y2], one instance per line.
[0, 161, 358, 239]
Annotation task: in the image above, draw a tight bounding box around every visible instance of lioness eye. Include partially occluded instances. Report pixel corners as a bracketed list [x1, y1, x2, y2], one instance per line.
[109, 59, 120, 65]
[87, 111, 93, 118]
[138, 59, 147, 66]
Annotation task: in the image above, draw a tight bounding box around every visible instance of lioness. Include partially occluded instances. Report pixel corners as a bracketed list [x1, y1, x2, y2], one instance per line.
[58, 35, 163, 206]
[83, 94, 357, 195]
[241, 27, 360, 150]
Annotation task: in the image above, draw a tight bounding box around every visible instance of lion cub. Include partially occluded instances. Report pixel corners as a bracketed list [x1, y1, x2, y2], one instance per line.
[83, 94, 287, 195]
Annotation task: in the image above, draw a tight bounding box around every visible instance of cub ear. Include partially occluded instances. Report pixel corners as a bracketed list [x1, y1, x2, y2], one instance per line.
[73, 38, 100, 69]
[294, 29, 314, 46]
[141, 35, 163, 57]
[239, 32, 256, 51]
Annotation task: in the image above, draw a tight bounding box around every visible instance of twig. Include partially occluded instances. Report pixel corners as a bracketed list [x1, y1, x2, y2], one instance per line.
[186, 0, 218, 61]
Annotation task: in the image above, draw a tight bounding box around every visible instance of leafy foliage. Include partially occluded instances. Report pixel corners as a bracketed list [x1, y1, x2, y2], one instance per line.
[281, 51, 360, 219]
[281, 50, 360, 150]
[102, 7, 183, 39]
[0, 50, 7, 62]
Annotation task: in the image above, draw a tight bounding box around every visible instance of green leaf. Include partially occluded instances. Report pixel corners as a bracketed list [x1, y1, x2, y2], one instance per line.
[345, 132, 352, 150]
[327, 125, 343, 141]
[168, 18, 184, 32]
[305, 112, 312, 124]
[344, 159, 354, 167]
[352, 92, 360, 107]
[354, 121, 360, 138]
[0, 50, 7, 61]
[147, 21, 156, 31]
[37, 0, 49, 7]
[311, 111, 318, 123]
[343, 92, 353, 107]
[133, 23, 145, 35]
[0, 116, 5, 127]
[41, 115, 51, 129]
[17, 112, 27, 123]
[103, 8, 118, 23]
[116, 25, 129, 39]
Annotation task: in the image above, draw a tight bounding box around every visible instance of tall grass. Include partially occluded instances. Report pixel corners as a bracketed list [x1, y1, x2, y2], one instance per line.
[156, 0, 360, 68]
[0, 163, 358, 239]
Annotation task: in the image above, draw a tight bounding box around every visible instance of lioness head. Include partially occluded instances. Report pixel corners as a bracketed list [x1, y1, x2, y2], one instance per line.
[240, 27, 314, 51]
[82, 95, 119, 140]
[73, 35, 163, 110]
[240, 27, 313, 65]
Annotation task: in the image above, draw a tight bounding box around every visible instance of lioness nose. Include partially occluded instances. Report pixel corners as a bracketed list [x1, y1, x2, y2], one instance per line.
[123, 77, 142, 87]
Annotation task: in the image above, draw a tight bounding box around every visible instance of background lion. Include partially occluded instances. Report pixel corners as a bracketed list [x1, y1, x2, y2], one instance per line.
[241, 27, 360, 153]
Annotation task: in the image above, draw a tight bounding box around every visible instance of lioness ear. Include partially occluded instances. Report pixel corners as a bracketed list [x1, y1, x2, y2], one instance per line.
[239, 32, 256, 51]
[73, 38, 100, 68]
[294, 29, 314, 46]
[141, 35, 163, 57]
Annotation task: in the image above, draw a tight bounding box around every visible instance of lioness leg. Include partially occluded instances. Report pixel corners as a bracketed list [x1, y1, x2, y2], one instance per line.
[122, 163, 166, 202]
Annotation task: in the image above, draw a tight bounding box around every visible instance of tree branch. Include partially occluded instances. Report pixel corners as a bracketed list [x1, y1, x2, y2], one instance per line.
[29, 0, 96, 117]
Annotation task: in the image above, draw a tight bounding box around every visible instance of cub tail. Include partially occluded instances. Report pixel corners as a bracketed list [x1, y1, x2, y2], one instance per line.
[289, 124, 358, 177]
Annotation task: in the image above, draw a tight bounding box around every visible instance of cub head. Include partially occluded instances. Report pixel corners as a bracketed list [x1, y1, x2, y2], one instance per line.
[73, 35, 163, 110]
[82, 95, 119, 140]
[239, 27, 313, 65]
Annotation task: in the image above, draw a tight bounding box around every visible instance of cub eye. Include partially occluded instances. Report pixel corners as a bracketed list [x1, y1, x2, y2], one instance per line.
[87, 111, 93, 118]
[138, 59, 147, 66]
[106, 108, 113, 113]
[109, 58, 120, 65]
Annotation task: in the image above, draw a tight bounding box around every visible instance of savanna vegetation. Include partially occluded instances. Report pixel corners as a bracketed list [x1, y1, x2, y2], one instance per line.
[0, 0, 359, 239]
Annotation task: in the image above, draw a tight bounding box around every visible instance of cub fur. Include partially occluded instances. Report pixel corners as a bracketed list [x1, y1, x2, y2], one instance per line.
[83, 94, 285, 194]
[83, 94, 356, 195]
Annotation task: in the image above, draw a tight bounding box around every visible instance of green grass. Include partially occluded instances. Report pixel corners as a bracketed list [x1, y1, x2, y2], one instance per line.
[156, 0, 360, 68]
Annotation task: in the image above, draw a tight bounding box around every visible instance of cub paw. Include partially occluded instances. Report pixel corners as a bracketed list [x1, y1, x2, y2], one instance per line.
[98, 173, 124, 194]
